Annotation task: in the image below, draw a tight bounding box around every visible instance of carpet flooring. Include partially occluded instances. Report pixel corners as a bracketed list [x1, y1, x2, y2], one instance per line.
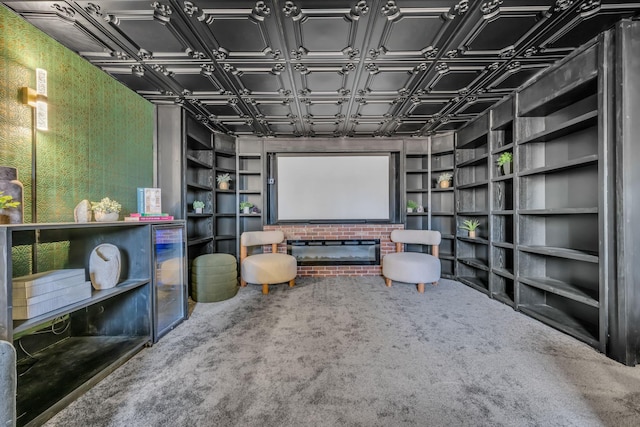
[44, 277, 640, 427]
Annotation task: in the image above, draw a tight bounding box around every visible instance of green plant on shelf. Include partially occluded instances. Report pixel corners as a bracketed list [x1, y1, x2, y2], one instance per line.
[496, 152, 513, 167]
[90, 197, 121, 213]
[239, 201, 254, 212]
[193, 200, 205, 209]
[459, 218, 480, 231]
[406, 200, 419, 212]
[437, 172, 453, 183]
[216, 173, 231, 184]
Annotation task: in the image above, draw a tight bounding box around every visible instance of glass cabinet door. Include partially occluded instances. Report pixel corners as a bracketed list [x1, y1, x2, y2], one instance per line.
[153, 224, 188, 342]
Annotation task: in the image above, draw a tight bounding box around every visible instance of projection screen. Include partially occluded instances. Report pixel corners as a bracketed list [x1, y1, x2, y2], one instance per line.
[276, 155, 390, 221]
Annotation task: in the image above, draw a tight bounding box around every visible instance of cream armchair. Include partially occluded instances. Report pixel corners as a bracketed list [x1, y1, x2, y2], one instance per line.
[382, 229, 441, 293]
[240, 231, 297, 295]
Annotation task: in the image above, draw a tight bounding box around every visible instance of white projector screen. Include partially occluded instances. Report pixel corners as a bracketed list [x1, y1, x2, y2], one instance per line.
[276, 155, 390, 221]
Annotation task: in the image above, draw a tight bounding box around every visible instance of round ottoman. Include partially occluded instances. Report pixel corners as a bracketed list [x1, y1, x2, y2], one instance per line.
[191, 253, 238, 302]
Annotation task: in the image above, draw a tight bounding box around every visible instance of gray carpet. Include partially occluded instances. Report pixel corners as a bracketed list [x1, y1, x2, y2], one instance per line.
[45, 277, 640, 427]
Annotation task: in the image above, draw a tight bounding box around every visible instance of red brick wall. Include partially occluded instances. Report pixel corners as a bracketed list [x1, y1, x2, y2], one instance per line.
[264, 224, 404, 277]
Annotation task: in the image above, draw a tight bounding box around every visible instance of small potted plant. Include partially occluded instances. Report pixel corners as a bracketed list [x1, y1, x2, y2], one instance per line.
[407, 200, 418, 213]
[216, 173, 231, 190]
[193, 200, 205, 214]
[438, 172, 453, 189]
[239, 201, 253, 214]
[91, 197, 122, 222]
[497, 152, 513, 175]
[0, 191, 20, 224]
[460, 218, 480, 238]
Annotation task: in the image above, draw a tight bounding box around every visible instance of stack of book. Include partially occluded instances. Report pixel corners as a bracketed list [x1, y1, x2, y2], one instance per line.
[13, 269, 92, 320]
[124, 213, 174, 222]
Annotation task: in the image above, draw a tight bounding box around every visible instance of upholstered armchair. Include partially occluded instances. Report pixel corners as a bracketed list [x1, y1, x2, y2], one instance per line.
[240, 231, 297, 295]
[382, 229, 441, 293]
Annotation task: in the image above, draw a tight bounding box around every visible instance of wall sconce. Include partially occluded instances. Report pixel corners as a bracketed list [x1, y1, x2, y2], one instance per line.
[21, 68, 48, 131]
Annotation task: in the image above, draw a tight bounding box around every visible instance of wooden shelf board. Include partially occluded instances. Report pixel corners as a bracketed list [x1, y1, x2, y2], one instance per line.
[187, 236, 214, 246]
[456, 180, 489, 190]
[432, 149, 455, 156]
[185, 155, 212, 169]
[458, 276, 490, 293]
[440, 234, 455, 240]
[457, 257, 489, 271]
[492, 119, 514, 131]
[519, 207, 598, 215]
[186, 182, 213, 191]
[238, 153, 261, 158]
[491, 210, 514, 215]
[519, 111, 598, 144]
[13, 280, 150, 334]
[456, 153, 489, 168]
[186, 135, 211, 150]
[491, 267, 514, 280]
[518, 245, 598, 263]
[407, 212, 429, 216]
[187, 212, 213, 218]
[492, 241, 514, 249]
[491, 143, 514, 155]
[457, 236, 489, 245]
[519, 276, 599, 308]
[238, 170, 260, 175]
[239, 213, 262, 218]
[215, 213, 236, 218]
[215, 149, 236, 157]
[215, 166, 235, 173]
[457, 211, 489, 216]
[492, 174, 514, 182]
[406, 189, 429, 193]
[440, 254, 455, 260]
[406, 169, 429, 174]
[519, 76, 597, 117]
[518, 304, 599, 347]
[519, 154, 598, 177]
[431, 166, 454, 173]
[431, 212, 454, 216]
[432, 187, 454, 192]
[238, 190, 261, 195]
[215, 189, 236, 194]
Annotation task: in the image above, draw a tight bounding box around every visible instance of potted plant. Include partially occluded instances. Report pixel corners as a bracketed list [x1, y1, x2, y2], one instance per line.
[407, 200, 418, 213]
[193, 200, 205, 214]
[438, 172, 453, 189]
[497, 152, 513, 175]
[0, 191, 20, 224]
[460, 218, 480, 238]
[91, 197, 122, 222]
[216, 173, 231, 190]
[239, 201, 253, 214]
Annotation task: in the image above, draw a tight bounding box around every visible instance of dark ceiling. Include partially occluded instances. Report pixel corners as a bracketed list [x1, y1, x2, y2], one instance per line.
[3, 1, 639, 137]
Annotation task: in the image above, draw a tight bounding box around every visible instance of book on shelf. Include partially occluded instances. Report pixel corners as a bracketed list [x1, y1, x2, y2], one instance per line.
[137, 187, 162, 214]
[124, 215, 174, 222]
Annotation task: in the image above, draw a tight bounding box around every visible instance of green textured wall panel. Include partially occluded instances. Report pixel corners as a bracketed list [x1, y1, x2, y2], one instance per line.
[0, 5, 154, 271]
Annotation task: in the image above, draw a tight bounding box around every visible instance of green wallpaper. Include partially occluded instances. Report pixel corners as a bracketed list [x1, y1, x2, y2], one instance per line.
[0, 6, 154, 273]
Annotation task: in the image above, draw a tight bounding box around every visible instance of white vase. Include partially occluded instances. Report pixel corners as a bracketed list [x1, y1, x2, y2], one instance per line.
[243, 207, 251, 214]
[94, 211, 119, 222]
[195, 207, 203, 214]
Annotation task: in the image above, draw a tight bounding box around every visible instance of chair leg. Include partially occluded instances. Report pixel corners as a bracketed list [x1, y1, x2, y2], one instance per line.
[289, 279, 295, 288]
[417, 283, 425, 293]
[262, 284, 269, 295]
[241, 279, 247, 287]
[385, 278, 392, 287]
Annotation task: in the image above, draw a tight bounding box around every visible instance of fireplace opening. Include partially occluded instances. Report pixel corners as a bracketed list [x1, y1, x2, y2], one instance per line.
[287, 239, 380, 266]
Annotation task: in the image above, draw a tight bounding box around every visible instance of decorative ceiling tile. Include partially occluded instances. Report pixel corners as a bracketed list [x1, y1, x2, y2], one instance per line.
[3, 0, 638, 137]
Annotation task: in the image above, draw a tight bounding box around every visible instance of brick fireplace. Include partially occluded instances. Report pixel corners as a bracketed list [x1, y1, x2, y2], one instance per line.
[263, 224, 404, 277]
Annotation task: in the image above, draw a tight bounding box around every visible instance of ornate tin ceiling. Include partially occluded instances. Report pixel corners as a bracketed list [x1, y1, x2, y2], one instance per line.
[3, 0, 639, 137]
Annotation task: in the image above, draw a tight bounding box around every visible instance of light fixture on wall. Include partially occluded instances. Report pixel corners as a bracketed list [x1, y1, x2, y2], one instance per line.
[20, 68, 48, 131]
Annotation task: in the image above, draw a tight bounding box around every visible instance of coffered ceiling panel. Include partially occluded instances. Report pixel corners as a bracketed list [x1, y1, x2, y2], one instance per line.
[3, 0, 639, 138]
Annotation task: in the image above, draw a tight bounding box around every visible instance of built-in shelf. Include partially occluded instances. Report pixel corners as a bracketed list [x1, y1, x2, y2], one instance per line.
[457, 236, 489, 245]
[519, 208, 598, 215]
[186, 155, 212, 168]
[518, 304, 599, 347]
[492, 174, 513, 182]
[456, 181, 489, 190]
[519, 276, 599, 307]
[457, 257, 489, 271]
[518, 245, 599, 263]
[491, 143, 514, 155]
[457, 154, 489, 168]
[518, 110, 598, 145]
[519, 154, 598, 177]
[186, 182, 213, 191]
[492, 267, 514, 280]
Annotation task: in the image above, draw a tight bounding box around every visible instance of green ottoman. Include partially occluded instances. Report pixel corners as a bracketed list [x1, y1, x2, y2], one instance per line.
[191, 253, 238, 302]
